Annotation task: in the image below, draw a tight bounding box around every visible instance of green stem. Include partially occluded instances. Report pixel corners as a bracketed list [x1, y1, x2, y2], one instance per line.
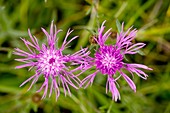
[75, 0, 99, 51]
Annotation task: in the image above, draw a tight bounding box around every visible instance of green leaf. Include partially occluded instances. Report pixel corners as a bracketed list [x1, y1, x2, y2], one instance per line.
[7, 49, 12, 58]
[116, 19, 122, 33]
[137, 50, 145, 56]
[86, 7, 92, 15]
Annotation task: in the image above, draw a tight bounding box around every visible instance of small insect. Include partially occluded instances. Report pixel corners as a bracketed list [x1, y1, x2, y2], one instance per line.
[89, 35, 98, 45]
[32, 93, 41, 103]
[110, 31, 117, 39]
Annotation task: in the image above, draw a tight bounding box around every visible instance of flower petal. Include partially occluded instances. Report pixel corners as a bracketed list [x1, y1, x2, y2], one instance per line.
[120, 71, 136, 92]
[107, 76, 120, 101]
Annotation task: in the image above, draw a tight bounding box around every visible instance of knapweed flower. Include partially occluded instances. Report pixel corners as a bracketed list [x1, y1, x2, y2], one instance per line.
[14, 21, 90, 100]
[81, 21, 152, 101]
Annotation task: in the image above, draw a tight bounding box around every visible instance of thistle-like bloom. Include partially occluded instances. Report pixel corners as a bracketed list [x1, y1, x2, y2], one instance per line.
[14, 21, 90, 99]
[81, 21, 152, 101]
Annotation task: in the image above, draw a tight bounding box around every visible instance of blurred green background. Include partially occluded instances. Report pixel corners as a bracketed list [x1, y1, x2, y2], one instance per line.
[0, 0, 170, 113]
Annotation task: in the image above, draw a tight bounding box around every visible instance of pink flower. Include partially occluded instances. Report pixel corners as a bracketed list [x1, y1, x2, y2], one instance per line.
[14, 21, 90, 100]
[81, 21, 152, 101]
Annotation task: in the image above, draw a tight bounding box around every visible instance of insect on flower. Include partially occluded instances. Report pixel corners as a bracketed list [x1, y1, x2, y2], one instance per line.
[89, 35, 98, 45]
[80, 20, 152, 101]
[14, 21, 90, 100]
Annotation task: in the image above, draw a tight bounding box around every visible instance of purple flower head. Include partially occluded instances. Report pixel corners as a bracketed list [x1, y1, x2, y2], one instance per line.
[81, 21, 152, 101]
[14, 21, 90, 100]
[95, 45, 123, 75]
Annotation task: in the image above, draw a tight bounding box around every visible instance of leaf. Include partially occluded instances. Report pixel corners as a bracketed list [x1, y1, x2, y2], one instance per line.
[8, 49, 12, 58]
[86, 7, 92, 15]
[137, 50, 145, 56]
[89, 44, 95, 50]
[116, 19, 122, 33]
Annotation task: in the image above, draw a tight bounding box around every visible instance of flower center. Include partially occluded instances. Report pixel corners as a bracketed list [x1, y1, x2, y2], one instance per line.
[95, 45, 123, 75]
[49, 58, 55, 64]
[38, 50, 64, 75]
[102, 53, 116, 68]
